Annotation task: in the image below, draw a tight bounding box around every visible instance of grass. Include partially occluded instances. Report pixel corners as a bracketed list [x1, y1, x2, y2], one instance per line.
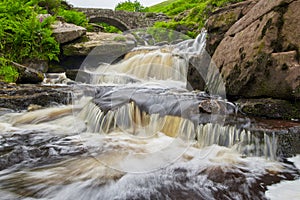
[148, 0, 245, 38]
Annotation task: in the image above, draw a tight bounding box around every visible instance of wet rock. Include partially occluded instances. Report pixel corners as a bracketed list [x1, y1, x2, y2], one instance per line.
[0, 84, 72, 111]
[65, 69, 91, 82]
[0, 130, 87, 170]
[210, 0, 300, 100]
[51, 21, 86, 44]
[237, 98, 300, 119]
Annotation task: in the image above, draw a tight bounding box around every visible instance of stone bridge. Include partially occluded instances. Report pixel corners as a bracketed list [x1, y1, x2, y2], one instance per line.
[76, 8, 170, 31]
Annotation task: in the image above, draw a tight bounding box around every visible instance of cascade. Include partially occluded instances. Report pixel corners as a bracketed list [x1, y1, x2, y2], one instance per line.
[0, 29, 298, 200]
[75, 30, 278, 160]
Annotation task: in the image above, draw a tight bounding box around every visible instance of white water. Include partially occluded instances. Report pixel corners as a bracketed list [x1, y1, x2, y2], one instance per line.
[0, 31, 299, 199]
[266, 155, 300, 200]
[0, 107, 296, 199]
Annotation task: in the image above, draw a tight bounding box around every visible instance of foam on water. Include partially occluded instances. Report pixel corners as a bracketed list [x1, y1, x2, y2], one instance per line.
[266, 155, 300, 200]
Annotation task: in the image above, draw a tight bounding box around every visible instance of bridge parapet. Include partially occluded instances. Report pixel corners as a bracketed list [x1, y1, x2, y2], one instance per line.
[76, 8, 170, 31]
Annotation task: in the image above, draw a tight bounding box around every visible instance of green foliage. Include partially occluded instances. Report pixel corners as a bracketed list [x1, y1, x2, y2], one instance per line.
[149, 0, 245, 38]
[58, 9, 89, 27]
[0, 59, 18, 83]
[0, 0, 89, 82]
[0, 0, 60, 63]
[146, 27, 191, 43]
[99, 23, 122, 33]
[115, 0, 149, 12]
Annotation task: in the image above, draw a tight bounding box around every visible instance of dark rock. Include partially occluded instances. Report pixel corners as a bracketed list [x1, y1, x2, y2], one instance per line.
[13, 62, 44, 84]
[62, 32, 136, 67]
[0, 84, 72, 111]
[237, 98, 300, 119]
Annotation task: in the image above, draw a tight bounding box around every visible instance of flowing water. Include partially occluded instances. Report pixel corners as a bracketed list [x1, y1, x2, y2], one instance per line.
[0, 31, 299, 199]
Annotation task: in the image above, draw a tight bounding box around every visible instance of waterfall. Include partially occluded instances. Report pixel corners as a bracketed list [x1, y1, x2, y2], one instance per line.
[1, 29, 298, 200]
[79, 99, 278, 160]
[71, 30, 280, 160]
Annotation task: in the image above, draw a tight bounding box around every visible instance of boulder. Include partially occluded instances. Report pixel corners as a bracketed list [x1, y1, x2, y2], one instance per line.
[11, 62, 44, 84]
[51, 21, 86, 44]
[61, 32, 136, 67]
[205, 0, 258, 56]
[62, 32, 136, 56]
[210, 0, 300, 100]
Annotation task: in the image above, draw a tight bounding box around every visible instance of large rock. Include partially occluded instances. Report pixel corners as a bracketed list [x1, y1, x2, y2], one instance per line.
[205, 0, 258, 56]
[12, 62, 44, 84]
[61, 32, 136, 68]
[210, 0, 300, 100]
[52, 21, 86, 44]
[62, 32, 136, 56]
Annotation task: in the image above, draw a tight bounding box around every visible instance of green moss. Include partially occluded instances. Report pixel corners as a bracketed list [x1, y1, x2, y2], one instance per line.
[212, 11, 238, 27]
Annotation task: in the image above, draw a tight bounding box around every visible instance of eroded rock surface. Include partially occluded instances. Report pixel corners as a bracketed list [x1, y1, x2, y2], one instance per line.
[206, 0, 300, 100]
[52, 21, 86, 44]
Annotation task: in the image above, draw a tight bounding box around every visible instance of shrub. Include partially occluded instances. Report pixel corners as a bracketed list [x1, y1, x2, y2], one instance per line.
[58, 9, 89, 27]
[0, 59, 18, 83]
[115, 0, 149, 12]
[0, 0, 61, 82]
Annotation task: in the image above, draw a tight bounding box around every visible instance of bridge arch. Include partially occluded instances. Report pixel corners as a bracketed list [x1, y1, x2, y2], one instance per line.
[89, 16, 130, 32]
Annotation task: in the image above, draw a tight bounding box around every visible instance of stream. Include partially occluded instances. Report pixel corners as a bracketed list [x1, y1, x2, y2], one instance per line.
[0, 30, 299, 200]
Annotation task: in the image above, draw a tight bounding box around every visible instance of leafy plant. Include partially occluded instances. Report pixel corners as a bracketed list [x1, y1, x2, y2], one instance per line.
[0, 1, 60, 62]
[0, 58, 18, 83]
[99, 22, 122, 33]
[58, 8, 89, 27]
[0, 0, 90, 82]
[0, 0, 63, 82]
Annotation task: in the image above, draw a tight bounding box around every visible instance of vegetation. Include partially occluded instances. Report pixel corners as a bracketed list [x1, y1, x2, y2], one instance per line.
[0, 0, 88, 83]
[148, 0, 245, 38]
[57, 8, 89, 27]
[99, 23, 122, 33]
[115, 0, 149, 12]
[0, 59, 19, 83]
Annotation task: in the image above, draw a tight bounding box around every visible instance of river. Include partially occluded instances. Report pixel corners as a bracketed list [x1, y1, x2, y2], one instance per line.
[0, 30, 299, 199]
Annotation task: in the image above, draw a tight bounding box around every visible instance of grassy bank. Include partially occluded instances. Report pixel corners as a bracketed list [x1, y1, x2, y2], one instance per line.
[148, 0, 245, 37]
